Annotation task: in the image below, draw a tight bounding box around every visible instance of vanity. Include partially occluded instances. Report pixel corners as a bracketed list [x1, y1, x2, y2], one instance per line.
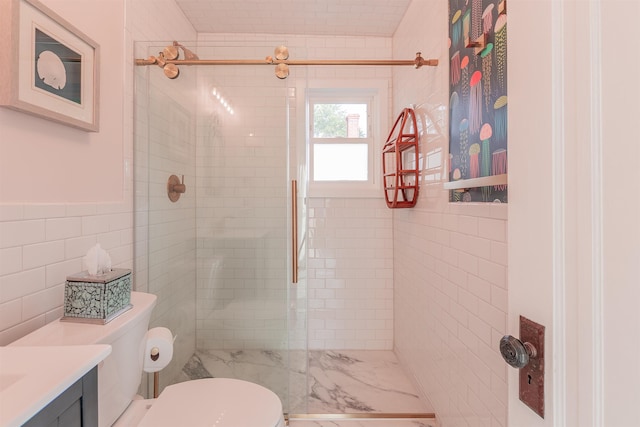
[0, 345, 111, 427]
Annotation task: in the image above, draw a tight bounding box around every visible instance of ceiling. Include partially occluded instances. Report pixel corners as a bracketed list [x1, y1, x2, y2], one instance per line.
[174, 0, 413, 37]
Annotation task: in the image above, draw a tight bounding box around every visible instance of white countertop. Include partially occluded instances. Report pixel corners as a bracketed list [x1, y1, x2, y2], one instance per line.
[0, 344, 111, 427]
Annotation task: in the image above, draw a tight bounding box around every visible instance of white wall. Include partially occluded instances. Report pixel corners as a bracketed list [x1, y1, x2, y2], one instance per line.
[0, 0, 125, 203]
[392, 1, 508, 426]
[0, 0, 129, 344]
[599, 0, 640, 421]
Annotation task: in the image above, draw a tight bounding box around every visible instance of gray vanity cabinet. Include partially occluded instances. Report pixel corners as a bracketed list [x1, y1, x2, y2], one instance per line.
[22, 367, 98, 427]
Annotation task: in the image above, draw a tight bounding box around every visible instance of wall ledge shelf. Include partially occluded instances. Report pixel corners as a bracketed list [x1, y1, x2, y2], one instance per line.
[443, 174, 508, 191]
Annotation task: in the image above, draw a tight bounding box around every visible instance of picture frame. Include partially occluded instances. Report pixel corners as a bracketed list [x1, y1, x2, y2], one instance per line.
[0, 0, 100, 131]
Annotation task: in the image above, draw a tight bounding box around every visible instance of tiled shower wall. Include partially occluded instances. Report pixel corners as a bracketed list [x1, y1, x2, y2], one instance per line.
[0, 203, 134, 345]
[307, 197, 393, 350]
[392, 1, 508, 426]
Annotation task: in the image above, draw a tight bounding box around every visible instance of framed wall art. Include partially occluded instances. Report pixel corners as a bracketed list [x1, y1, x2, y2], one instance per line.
[0, 0, 100, 131]
[447, 0, 507, 202]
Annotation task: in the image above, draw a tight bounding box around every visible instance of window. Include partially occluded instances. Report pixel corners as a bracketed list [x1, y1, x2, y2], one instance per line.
[307, 83, 387, 198]
[311, 100, 371, 181]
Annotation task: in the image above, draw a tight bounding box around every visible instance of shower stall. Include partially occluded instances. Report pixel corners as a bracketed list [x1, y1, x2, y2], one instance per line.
[134, 40, 309, 414]
[134, 40, 435, 421]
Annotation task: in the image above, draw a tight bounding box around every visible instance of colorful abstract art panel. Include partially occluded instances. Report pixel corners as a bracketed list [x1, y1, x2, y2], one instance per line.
[449, 0, 507, 202]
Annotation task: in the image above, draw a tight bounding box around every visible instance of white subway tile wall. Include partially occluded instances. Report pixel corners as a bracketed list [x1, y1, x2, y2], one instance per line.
[0, 202, 134, 345]
[392, 2, 508, 427]
[307, 197, 394, 350]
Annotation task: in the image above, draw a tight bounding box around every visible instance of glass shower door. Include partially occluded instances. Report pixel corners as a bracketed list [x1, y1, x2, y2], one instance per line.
[194, 46, 308, 414]
[134, 41, 308, 414]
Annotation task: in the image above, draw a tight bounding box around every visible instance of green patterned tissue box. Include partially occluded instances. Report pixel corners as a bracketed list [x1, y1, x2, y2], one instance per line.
[62, 268, 132, 324]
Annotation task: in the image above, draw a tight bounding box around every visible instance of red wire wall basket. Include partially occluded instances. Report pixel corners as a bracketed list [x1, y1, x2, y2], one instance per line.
[382, 108, 420, 208]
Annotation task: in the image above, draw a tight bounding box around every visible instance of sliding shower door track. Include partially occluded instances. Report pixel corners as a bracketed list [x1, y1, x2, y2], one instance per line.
[284, 412, 436, 424]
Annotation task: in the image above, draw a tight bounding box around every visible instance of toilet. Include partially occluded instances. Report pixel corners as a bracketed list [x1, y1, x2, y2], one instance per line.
[9, 291, 285, 427]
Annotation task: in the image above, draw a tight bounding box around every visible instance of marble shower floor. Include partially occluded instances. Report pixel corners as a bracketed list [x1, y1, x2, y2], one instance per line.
[176, 349, 435, 426]
[287, 420, 434, 427]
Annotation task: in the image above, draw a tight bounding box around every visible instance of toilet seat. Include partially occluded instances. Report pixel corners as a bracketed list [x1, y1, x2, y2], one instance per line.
[137, 378, 285, 427]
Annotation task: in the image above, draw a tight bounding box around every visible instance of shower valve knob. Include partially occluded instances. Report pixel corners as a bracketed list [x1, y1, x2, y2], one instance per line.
[500, 335, 537, 369]
[167, 174, 186, 202]
[173, 175, 186, 193]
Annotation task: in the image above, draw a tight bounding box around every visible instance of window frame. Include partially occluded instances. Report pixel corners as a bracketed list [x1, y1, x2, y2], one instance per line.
[306, 80, 388, 198]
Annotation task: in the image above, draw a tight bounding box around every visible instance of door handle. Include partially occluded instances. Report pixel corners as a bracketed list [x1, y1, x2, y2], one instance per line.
[499, 316, 545, 418]
[499, 335, 537, 369]
[291, 180, 298, 284]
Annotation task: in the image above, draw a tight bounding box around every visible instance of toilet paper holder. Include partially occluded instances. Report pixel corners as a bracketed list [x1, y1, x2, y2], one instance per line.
[150, 347, 160, 361]
[148, 344, 170, 398]
[150, 347, 161, 397]
[144, 327, 175, 398]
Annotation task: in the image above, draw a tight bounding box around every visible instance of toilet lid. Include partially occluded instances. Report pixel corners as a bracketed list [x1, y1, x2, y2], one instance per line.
[137, 378, 283, 427]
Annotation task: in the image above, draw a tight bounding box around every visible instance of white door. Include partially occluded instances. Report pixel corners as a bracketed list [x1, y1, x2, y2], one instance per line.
[508, 1, 640, 426]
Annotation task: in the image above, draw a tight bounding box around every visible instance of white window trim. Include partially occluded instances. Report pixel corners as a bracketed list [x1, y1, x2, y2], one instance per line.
[305, 79, 388, 199]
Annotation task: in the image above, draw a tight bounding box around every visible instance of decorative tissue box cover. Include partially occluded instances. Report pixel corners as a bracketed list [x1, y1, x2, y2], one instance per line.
[62, 268, 132, 324]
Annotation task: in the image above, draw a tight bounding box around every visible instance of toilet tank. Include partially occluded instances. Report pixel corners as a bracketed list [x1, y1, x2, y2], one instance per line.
[10, 291, 157, 427]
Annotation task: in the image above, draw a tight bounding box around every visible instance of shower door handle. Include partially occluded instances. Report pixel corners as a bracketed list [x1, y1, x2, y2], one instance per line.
[291, 180, 298, 284]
